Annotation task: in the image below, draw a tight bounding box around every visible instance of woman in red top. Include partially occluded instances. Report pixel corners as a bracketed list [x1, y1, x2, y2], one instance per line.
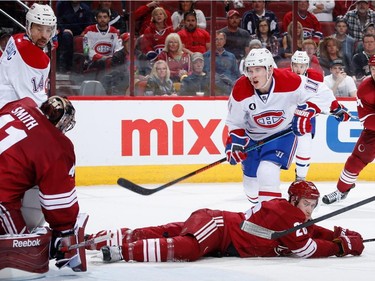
[156, 33, 191, 82]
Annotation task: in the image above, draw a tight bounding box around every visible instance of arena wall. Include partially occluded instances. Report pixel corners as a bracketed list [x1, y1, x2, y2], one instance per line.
[67, 98, 374, 186]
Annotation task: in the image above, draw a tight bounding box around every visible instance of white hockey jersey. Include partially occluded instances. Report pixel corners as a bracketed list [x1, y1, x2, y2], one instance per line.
[0, 34, 50, 109]
[226, 68, 336, 141]
[82, 25, 122, 62]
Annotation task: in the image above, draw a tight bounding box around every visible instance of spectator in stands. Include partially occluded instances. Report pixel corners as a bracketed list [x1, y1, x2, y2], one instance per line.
[241, 0, 279, 38]
[355, 22, 375, 53]
[82, 9, 122, 79]
[281, 21, 304, 59]
[324, 59, 357, 97]
[180, 52, 209, 96]
[203, 31, 240, 83]
[177, 11, 210, 53]
[105, 32, 132, 95]
[93, 0, 126, 33]
[218, 9, 251, 63]
[203, 32, 239, 95]
[156, 33, 191, 82]
[318, 36, 350, 76]
[0, 32, 11, 57]
[282, 0, 323, 43]
[308, 0, 335, 22]
[140, 7, 174, 60]
[145, 60, 176, 96]
[343, 0, 375, 41]
[134, 1, 172, 35]
[172, 1, 207, 32]
[56, 0, 93, 73]
[302, 39, 324, 75]
[332, 16, 356, 67]
[252, 17, 280, 62]
[239, 38, 262, 75]
[333, 0, 356, 21]
[351, 33, 375, 81]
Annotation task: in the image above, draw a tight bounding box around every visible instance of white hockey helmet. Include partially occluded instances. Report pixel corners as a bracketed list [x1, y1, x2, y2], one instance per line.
[244, 48, 274, 71]
[291, 51, 310, 65]
[26, 3, 57, 40]
[40, 96, 76, 134]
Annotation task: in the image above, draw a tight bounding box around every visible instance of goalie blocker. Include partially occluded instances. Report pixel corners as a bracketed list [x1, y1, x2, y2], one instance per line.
[0, 227, 51, 273]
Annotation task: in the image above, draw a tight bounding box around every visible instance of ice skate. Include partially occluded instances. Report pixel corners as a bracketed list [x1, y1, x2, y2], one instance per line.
[322, 187, 352, 204]
[101, 246, 123, 263]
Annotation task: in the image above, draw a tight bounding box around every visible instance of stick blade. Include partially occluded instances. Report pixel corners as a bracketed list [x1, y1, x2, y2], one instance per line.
[240, 221, 274, 240]
[117, 178, 157, 195]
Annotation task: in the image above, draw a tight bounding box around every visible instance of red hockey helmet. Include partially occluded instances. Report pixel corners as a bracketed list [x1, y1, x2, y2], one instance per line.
[288, 180, 320, 202]
[368, 55, 375, 66]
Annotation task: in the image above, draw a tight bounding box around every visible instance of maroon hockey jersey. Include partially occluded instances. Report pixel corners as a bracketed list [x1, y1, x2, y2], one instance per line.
[0, 97, 78, 233]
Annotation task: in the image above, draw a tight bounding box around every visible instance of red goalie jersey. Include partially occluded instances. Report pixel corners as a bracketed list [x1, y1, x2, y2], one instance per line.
[0, 98, 78, 234]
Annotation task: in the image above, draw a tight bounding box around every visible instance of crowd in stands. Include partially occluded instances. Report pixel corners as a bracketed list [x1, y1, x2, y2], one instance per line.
[2, 0, 375, 97]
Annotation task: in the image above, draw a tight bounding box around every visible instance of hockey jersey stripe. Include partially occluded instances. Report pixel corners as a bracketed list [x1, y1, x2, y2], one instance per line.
[143, 239, 161, 262]
[292, 238, 317, 258]
[39, 189, 78, 210]
[194, 216, 224, 243]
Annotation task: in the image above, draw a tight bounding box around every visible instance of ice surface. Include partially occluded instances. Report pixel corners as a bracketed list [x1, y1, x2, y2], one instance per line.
[2, 181, 375, 281]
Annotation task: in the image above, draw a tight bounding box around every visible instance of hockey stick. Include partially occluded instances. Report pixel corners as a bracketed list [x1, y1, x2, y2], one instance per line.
[363, 238, 375, 243]
[118, 127, 293, 195]
[59, 233, 112, 252]
[240, 195, 375, 240]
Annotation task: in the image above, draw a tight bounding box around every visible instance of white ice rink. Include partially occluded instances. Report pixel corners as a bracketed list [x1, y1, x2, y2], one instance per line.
[2, 181, 375, 281]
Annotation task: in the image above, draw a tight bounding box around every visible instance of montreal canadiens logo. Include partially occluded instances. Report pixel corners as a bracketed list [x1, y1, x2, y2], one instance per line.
[254, 110, 285, 128]
[95, 43, 112, 55]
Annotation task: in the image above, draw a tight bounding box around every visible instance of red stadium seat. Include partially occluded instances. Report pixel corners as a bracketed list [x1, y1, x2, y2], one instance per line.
[266, 1, 292, 22]
[321, 22, 336, 37]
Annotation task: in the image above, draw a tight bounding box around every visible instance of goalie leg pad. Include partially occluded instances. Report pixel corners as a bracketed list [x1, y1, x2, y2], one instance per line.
[0, 227, 51, 273]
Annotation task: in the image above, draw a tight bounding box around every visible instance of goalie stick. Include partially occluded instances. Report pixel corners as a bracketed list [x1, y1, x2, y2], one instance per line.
[240, 195, 375, 240]
[59, 233, 112, 252]
[118, 127, 293, 195]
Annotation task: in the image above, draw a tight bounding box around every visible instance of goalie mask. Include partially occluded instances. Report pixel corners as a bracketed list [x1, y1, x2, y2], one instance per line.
[26, 3, 57, 42]
[40, 96, 76, 134]
[288, 180, 320, 204]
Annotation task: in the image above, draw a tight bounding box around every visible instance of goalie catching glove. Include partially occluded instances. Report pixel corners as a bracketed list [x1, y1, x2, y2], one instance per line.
[292, 103, 317, 136]
[225, 129, 249, 165]
[50, 213, 89, 272]
[330, 100, 351, 122]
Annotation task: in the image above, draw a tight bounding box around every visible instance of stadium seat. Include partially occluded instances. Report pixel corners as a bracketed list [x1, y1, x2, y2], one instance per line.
[135, 80, 147, 96]
[321, 22, 336, 37]
[266, 1, 292, 22]
[80, 80, 107, 96]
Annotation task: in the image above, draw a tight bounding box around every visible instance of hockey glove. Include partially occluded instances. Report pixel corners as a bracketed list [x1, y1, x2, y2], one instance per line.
[333, 235, 364, 257]
[333, 226, 362, 239]
[292, 104, 316, 136]
[50, 213, 89, 272]
[330, 100, 351, 122]
[225, 129, 249, 165]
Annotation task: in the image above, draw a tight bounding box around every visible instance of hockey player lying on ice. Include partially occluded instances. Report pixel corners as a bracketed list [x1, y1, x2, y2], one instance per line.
[86, 180, 364, 262]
